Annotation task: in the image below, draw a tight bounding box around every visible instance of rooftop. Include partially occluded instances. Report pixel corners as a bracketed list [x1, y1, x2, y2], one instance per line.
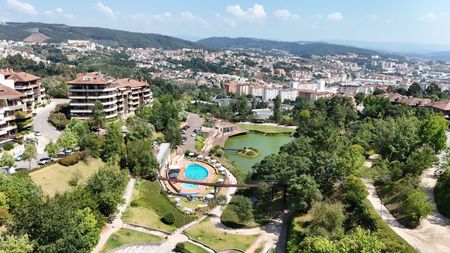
[0, 83, 25, 99]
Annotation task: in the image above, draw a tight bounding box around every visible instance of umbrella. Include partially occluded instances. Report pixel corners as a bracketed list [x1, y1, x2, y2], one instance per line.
[206, 194, 214, 199]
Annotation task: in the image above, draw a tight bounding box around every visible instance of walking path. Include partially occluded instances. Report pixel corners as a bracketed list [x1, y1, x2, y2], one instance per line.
[92, 178, 136, 253]
[363, 131, 450, 253]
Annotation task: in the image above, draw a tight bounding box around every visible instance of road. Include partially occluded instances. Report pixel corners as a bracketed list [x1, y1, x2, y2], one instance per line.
[182, 113, 204, 153]
[15, 99, 68, 170]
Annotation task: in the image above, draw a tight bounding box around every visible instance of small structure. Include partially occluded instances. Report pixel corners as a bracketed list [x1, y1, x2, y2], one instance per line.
[168, 165, 180, 179]
[215, 121, 235, 133]
[156, 143, 171, 171]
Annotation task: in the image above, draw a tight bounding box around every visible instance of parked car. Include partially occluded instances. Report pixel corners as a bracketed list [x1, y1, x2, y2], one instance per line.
[38, 157, 53, 165]
[32, 112, 37, 117]
[15, 155, 22, 161]
[34, 131, 41, 136]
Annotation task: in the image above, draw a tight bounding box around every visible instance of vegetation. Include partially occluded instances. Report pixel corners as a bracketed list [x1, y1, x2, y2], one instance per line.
[100, 229, 162, 253]
[435, 168, 450, 218]
[185, 217, 259, 252]
[30, 158, 103, 197]
[237, 147, 260, 158]
[237, 123, 295, 134]
[123, 180, 194, 233]
[195, 135, 206, 151]
[175, 242, 209, 253]
[221, 195, 256, 228]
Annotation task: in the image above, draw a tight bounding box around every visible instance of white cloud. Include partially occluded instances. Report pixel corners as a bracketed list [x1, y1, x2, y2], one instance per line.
[327, 12, 344, 21]
[367, 15, 378, 20]
[418, 12, 438, 21]
[274, 9, 299, 21]
[44, 7, 74, 19]
[225, 4, 267, 22]
[95, 2, 117, 21]
[6, 0, 37, 15]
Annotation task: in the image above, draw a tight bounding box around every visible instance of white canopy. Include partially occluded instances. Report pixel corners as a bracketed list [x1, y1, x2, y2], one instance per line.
[188, 152, 194, 156]
[217, 178, 225, 183]
[206, 194, 214, 199]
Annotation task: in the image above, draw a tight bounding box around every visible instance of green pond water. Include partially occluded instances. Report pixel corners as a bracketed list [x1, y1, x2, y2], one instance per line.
[224, 132, 293, 174]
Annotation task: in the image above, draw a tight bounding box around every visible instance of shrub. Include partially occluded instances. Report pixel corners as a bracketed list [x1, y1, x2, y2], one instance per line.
[68, 170, 82, 186]
[130, 200, 138, 207]
[436, 168, 450, 218]
[2, 143, 13, 151]
[161, 212, 175, 225]
[58, 151, 86, 167]
[175, 242, 187, 253]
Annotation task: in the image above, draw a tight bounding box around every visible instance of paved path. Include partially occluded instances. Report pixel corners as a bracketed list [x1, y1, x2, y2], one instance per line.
[182, 113, 204, 153]
[363, 131, 450, 253]
[92, 178, 136, 253]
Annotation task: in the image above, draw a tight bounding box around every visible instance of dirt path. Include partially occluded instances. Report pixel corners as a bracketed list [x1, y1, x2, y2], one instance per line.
[92, 177, 136, 253]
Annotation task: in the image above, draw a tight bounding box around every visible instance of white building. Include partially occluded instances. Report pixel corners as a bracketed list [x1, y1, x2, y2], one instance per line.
[263, 88, 279, 101]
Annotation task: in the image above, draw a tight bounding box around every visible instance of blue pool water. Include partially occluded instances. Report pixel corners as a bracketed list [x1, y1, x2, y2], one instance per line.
[182, 163, 209, 189]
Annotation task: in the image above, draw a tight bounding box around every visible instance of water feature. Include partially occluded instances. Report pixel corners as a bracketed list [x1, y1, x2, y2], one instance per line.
[224, 132, 293, 174]
[182, 163, 209, 189]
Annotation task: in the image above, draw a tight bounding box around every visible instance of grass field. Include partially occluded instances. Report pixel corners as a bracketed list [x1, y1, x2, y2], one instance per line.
[195, 135, 206, 151]
[237, 123, 296, 134]
[123, 180, 195, 233]
[185, 217, 259, 252]
[100, 228, 163, 253]
[176, 242, 210, 253]
[29, 158, 103, 197]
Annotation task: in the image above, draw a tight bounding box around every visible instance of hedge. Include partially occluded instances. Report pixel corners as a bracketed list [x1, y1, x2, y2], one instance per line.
[58, 151, 86, 167]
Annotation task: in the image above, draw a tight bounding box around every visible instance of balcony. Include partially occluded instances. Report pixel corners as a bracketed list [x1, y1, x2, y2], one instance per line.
[69, 94, 116, 100]
[70, 100, 117, 107]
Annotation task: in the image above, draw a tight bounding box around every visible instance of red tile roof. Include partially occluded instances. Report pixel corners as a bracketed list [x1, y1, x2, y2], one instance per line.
[68, 72, 115, 85]
[7, 72, 40, 82]
[116, 78, 147, 88]
[430, 100, 450, 111]
[0, 83, 25, 99]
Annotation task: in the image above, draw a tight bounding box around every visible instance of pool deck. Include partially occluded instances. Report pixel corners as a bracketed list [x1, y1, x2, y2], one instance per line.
[164, 161, 217, 195]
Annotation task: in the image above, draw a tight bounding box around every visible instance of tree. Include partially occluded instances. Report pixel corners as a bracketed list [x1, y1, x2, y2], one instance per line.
[45, 141, 59, 158]
[273, 95, 282, 122]
[342, 144, 365, 175]
[235, 95, 250, 121]
[424, 83, 442, 98]
[163, 118, 182, 146]
[0, 233, 33, 253]
[287, 175, 322, 212]
[308, 202, 345, 238]
[336, 228, 383, 253]
[22, 144, 37, 169]
[342, 175, 368, 206]
[403, 146, 437, 176]
[300, 236, 339, 253]
[0, 152, 15, 168]
[126, 116, 154, 140]
[436, 168, 450, 218]
[232, 195, 253, 224]
[91, 100, 105, 131]
[57, 129, 78, 154]
[126, 140, 159, 180]
[407, 82, 422, 97]
[401, 191, 433, 227]
[100, 123, 124, 162]
[85, 165, 128, 217]
[420, 115, 448, 152]
[66, 119, 90, 141]
[354, 92, 365, 105]
[79, 134, 101, 157]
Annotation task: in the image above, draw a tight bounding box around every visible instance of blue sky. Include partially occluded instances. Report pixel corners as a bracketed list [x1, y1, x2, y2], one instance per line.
[2, 0, 450, 44]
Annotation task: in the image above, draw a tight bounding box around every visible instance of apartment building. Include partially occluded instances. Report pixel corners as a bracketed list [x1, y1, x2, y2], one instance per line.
[0, 83, 28, 141]
[68, 72, 152, 120]
[0, 68, 45, 109]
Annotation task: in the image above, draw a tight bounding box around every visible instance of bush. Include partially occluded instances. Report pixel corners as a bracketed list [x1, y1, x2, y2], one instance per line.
[130, 200, 138, 207]
[435, 168, 450, 218]
[161, 212, 175, 225]
[68, 170, 82, 186]
[175, 242, 187, 253]
[2, 142, 14, 151]
[58, 151, 86, 167]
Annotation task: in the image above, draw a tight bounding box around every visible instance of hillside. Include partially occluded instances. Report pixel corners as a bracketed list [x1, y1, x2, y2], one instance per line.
[197, 37, 379, 56]
[0, 22, 202, 49]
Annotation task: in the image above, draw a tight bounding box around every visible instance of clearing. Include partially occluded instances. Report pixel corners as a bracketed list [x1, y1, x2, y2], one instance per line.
[29, 158, 103, 197]
[100, 228, 163, 253]
[237, 123, 296, 134]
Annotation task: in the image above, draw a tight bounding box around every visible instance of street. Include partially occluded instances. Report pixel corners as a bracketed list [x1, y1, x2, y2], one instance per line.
[14, 99, 68, 170]
[182, 113, 204, 153]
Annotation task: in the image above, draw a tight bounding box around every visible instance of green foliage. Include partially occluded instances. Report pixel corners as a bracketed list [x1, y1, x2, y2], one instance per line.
[401, 191, 433, 227]
[420, 115, 448, 152]
[22, 144, 37, 169]
[273, 95, 282, 122]
[91, 100, 106, 130]
[435, 168, 450, 218]
[161, 212, 175, 225]
[125, 140, 158, 180]
[57, 128, 78, 152]
[67, 119, 90, 141]
[2, 142, 14, 151]
[126, 116, 154, 141]
[342, 175, 368, 206]
[45, 141, 59, 158]
[407, 83, 422, 97]
[403, 146, 437, 176]
[79, 134, 101, 157]
[0, 152, 15, 168]
[308, 202, 345, 238]
[58, 151, 86, 167]
[0, 233, 33, 253]
[101, 123, 124, 162]
[221, 195, 254, 227]
[287, 175, 322, 212]
[42, 79, 69, 98]
[49, 112, 69, 130]
[85, 165, 128, 217]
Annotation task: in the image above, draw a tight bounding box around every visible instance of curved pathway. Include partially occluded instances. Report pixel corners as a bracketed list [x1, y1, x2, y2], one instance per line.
[92, 178, 136, 253]
[363, 132, 450, 253]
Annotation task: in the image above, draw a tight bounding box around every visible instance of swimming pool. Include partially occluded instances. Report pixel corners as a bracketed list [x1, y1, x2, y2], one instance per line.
[184, 163, 209, 180]
[182, 163, 209, 189]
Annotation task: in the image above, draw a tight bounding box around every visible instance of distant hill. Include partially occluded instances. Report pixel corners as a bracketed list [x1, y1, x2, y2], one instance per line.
[197, 37, 379, 57]
[403, 51, 450, 61]
[0, 22, 202, 49]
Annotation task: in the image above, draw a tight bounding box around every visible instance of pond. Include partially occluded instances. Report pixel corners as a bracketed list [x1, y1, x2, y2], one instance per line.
[224, 132, 293, 175]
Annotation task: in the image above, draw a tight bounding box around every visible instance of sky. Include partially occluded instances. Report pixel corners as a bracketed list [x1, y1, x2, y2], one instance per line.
[2, 0, 450, 45]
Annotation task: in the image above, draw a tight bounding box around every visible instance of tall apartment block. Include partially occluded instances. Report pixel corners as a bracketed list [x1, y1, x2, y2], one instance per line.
[0, 68, 46, 109]
[0, 83, 29, 141]
[68, 72, 153, 119]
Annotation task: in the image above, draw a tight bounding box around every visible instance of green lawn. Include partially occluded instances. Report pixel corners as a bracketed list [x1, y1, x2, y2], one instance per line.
[123, 180, 195, 233]
[237, 123, 296, 134]
[29, 158, 103, 197]
[176, 242, 210, 253]
[185, 217, 259, 252]
[100, 228, 163, 253]
[195, 135, 206, 151]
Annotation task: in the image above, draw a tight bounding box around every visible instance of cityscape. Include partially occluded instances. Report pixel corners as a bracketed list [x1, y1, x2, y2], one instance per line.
[0, 1, 450, 253]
